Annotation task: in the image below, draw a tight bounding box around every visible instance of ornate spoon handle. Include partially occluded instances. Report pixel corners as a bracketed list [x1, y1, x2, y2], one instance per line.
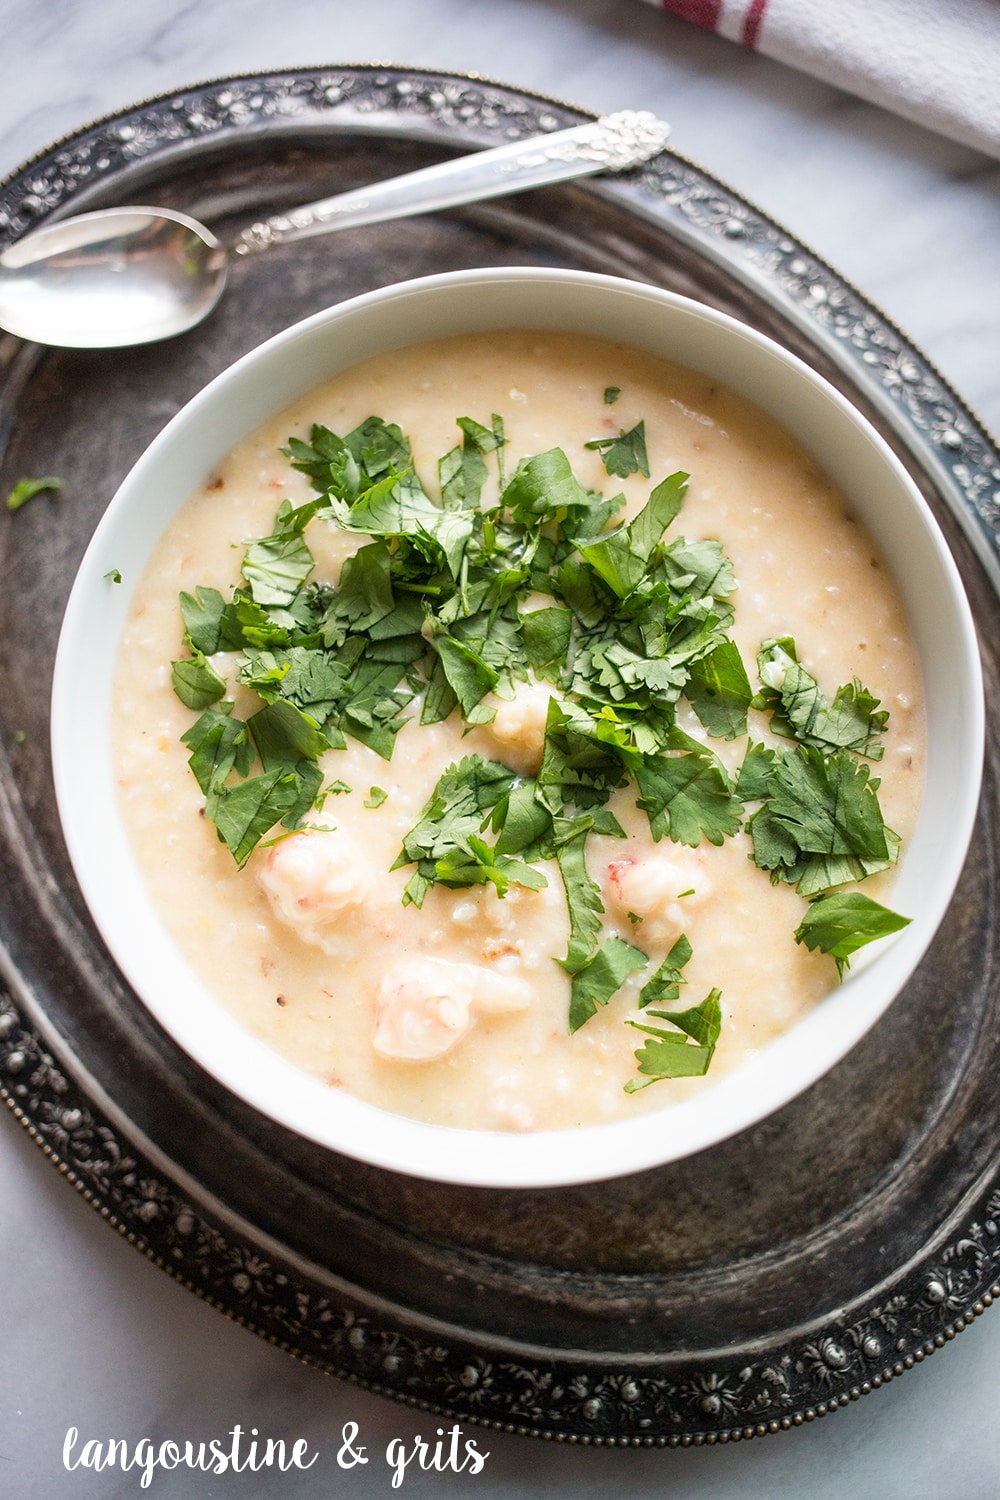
[234, 111, 670, 255]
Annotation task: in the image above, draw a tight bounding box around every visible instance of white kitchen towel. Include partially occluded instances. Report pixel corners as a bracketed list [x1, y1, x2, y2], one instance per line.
[645, 0, 1000, 159]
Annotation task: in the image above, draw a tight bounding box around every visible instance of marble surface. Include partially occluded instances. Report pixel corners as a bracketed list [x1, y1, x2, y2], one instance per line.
[1, 1, 998, 1496]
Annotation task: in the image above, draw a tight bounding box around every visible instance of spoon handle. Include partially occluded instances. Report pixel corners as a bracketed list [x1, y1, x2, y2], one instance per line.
[233, 111, 670, 256]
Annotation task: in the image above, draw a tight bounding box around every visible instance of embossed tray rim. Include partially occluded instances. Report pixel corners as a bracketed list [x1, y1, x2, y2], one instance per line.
[0, 64, 997, 1447]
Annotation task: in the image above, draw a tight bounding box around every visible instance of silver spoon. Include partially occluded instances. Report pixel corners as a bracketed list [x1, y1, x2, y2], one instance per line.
[0, 111, 669, 350]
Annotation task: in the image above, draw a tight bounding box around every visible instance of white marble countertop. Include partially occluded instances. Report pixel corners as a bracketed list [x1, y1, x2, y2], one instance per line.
[1, 2, 998, 1496]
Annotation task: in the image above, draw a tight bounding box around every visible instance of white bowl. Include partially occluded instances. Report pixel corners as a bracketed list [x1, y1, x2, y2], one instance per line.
[51, 268, 984, 1188]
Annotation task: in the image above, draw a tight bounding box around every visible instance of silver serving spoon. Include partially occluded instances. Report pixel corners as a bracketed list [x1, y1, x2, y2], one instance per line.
[0, 111, 670, 349]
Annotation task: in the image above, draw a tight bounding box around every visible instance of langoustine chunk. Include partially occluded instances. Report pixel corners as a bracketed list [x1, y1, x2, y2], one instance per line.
[485, 681, 552, 774]
[606, 852, 712, 945]
[373, 956, 532, 1062]
[257, 828, 372, 953]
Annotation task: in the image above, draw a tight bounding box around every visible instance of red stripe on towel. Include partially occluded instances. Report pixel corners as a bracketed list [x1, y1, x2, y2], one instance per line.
[742, 0, 769, 48]
[662, 0, 722, 30]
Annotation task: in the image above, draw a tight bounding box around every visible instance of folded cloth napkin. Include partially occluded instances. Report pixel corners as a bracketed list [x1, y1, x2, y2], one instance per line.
[645, 0, 1000, 159]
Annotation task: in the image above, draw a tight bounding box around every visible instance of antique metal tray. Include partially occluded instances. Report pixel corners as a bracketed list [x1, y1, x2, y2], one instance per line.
[0, 66, 997, 1446]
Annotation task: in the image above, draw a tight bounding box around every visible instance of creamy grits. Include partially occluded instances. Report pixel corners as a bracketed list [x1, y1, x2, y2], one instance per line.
[113, 331, 925, 1131]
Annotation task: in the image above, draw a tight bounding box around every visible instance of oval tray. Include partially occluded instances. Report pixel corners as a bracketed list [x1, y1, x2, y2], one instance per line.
[1, 66, 998, 1446]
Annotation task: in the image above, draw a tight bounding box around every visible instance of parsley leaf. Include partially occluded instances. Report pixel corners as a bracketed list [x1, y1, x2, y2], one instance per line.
[791, 833, 902, 900]
[328, 542, 395, 634]
[283, 423, 361, 497]
[205, 768, 305, 867]
[661, 537, 736, 604]
[439, 414, 506, 506]
[346, 415, 416, 483]
[248, 700, 328, 768]
[433, 834, 548, 900]
[685, 638, 752, 739]
[556, 831, 605, 974]
[492, 778, 553, 858]
[424, 625, 499, 715]
[635, 745, 742, 847]
[180, 586, 227, 655]
[537, 700, 632, 816]
[577, 471, 687, 598]
[439, 442, 486, 509]
[568, 936, 648, 1033]
[242, 503, 317, 607]
[180, 702, 252, 794]
[501, 448, 592, 526]
[394, 756, 546, 906]
[458, 413, 506, 456]
[365, 786, 388, 808]
[638, 933, 693, 1008]
[316, 779, 351, 805]
[520, 607, 573, 680]
[603, 386, 621, 405]
[735, 741, 778, 802]
[585, 420, 650, 479]
[171, 652, 227, 711]
[755, 638, 888, 760]
[746, 745, 891, 892]
[794, 891, 910, 978]
[625, 988, 722, 1089]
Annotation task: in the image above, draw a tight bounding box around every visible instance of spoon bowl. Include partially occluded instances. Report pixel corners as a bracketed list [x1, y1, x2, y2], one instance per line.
[0, 208, 228, 348]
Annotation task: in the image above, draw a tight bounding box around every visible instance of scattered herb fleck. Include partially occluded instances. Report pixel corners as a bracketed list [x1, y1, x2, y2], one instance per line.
[6, 475, 64, 512]
[584, 419, 650, 478]
[316, 780, 350, 809]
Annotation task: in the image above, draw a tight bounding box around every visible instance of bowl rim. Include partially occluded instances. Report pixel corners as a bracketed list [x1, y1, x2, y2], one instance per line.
[50, 265, 985, 1188]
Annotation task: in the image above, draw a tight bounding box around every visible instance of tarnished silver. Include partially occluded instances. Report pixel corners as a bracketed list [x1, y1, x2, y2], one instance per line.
[0, 207, 228, 347]
[0, 110, 669, 347]
[235, 109, 670, 253]
[0, 67, 998, 1447]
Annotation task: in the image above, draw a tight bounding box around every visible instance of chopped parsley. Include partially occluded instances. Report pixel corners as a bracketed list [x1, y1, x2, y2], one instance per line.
[392, 755, 547, 907]
[638, 933, 693, 1008]
[104, 568, 123, 584]
[626, 987, 722, 1089]
[754, 637, 887, 759]
[743, 743, 899, 897]
[624, 932, 721, 1087]
[569, 936, 648, 1034]
[170, 403, 911, 1088]
[585, 419, 650, 478]
[603, 386, 621, 405]
[316, 779, 350, 808]
[794, 891, 911, 977]
[170, 653, 226, 712]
